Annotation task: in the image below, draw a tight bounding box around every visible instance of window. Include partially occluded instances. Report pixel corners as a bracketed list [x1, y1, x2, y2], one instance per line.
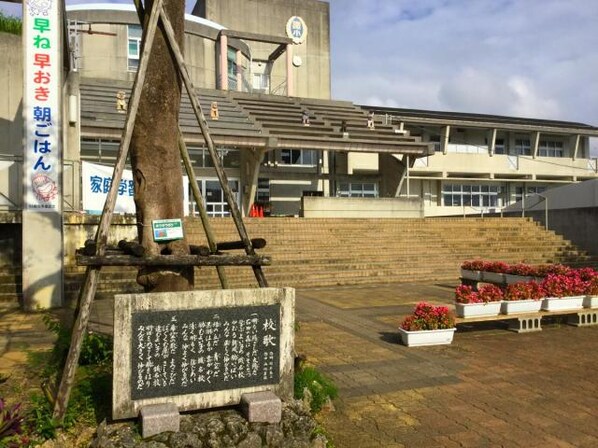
[442, 184, 500, 207]
[192, 179, 240, 217]
[514, 186, 546, 203]
[256, 178, 270, 204]
[337, 182, 378, 198]
[429, 135, 441, 152]
[539, 140, 564, 158]
[127, 25, 142, 71]
[227, 47, 238, 91]
[514, 139, 531, 156]
[280, 149, 317, 166]
[187, 147, 240, 168]
[494, 138, 506, 154]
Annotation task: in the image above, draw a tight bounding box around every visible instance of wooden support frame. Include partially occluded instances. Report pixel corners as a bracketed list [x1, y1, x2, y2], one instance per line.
[53, 0, 268, 422]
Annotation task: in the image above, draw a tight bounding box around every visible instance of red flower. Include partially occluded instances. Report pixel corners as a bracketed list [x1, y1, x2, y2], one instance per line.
[504, 281, 545, 301]
[400, 302, 455, 331]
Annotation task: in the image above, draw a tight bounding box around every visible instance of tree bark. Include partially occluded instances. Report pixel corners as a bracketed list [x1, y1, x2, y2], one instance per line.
[130, 0, 193, 292]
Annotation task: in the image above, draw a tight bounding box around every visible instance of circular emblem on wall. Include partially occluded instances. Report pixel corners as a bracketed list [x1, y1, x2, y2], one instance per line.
[286, 16, 308, 44]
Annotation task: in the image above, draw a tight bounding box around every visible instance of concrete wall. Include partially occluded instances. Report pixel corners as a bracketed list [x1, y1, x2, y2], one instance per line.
[199, 0, 331, 99]
[301, 196, 423, 218]
[505, 207, 598, 257]
[67, 8, 240, 89]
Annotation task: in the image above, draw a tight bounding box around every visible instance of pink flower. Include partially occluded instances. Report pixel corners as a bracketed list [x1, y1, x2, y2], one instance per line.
[400, 302, 455, 331]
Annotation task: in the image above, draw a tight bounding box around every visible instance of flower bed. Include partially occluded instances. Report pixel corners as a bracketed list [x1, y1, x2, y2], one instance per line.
[501, 281, 544, 314]
[454, 284, 503, 317]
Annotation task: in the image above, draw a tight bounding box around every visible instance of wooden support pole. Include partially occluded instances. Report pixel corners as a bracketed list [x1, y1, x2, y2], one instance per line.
[158, 6, 268, 287]
[52, 0, 164, 423]
[77, 254, 271, 267]
[178, 128, 229, 288]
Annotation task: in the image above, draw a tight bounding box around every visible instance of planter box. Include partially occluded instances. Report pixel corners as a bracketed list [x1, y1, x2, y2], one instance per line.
[460, 269, 481, 281]
[504, 274, 536, 285]
[583, 295, 598, 309]
[398, 328, 456, 347]
[455, 301, 502, 318]
[541, 296, 585, 312]
[481, 272, 505, 284]
[501, 299, 542, 315]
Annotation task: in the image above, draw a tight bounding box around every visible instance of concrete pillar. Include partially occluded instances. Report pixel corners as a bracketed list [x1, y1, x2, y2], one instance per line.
[243, 148, 266, 214]
[286, 44, 294, 97]
[236, 50, 243, 92]
[487, 128, 497, 157]
[441, 126, 451, 155]
[532, 131, 540, 158]
[219, 34, 228, 91]
[570, 134, 580, 160]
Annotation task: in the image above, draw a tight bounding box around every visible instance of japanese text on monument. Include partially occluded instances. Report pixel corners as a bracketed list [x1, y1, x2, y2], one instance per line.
[131, 304, 280, 400]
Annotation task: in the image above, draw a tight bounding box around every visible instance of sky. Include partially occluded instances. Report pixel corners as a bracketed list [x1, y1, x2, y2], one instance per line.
[2, 0, 597, 147]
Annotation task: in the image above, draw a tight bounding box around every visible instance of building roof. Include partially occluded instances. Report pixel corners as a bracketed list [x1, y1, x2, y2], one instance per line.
[361, 105, 598, 136]
[79, 79, 433, 157]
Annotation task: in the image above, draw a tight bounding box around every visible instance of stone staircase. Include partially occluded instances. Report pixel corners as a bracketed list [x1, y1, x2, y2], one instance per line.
[2, 216, 594, 308]
[58, 217, 596, 303]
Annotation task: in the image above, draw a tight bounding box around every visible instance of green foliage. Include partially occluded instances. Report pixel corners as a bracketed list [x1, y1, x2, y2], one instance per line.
[312, 425, 335, 448]
[42, 314, 113, 373]
[294, 366, 338, 414]
[26, 365, 111, 441]
[19, 315, 114, 441]
[0, 12, 22, 36]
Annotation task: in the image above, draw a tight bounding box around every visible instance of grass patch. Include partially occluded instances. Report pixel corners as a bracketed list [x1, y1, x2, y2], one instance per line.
[294, 366, 338, 414]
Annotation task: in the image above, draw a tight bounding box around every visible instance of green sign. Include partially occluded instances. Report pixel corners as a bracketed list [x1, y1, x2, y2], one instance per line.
[152, 219, 184, 242]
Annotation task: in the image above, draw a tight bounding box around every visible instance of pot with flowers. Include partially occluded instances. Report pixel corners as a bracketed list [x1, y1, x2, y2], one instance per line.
[577, 267, 598, 308]
[398, 302, 456, 347]
[460, 260, 484, 281]
[540, 272, 585, 311]
[480, 261, 509, 284]
[454, 284, 503, 318]
[501, 281, 544, 314]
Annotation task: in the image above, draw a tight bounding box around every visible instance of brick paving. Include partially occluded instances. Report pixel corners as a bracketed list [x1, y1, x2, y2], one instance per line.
[2, 282, 597, 447]
[295, 283, 598, 448]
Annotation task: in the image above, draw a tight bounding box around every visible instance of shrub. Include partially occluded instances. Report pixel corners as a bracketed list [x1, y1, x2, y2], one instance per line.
[400, 302, 455, 331]
[0, 12, 22, 35]
[0, 398, 26, 447]
[504, 281, 545, 301]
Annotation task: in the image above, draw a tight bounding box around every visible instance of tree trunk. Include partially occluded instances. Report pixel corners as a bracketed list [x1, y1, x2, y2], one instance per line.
[130, 0, 193, 292]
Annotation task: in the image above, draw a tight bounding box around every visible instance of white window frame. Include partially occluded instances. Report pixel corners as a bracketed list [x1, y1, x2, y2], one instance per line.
[127, 25, 142, 72]
[336, 182, 378, 198]
[280, 149, 317, 166]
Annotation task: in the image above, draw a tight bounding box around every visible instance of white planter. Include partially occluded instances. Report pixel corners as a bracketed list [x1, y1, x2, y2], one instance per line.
[583, 295, 598, 309]
[504, 274, 535, 285]
[461, 269, 481, 281]
[398, 328, 456, 347]
[481, 271, 505, 284]
[455, 301, 502, 318]
[500, 299, 542, 315]
[541, 296, 585, 312]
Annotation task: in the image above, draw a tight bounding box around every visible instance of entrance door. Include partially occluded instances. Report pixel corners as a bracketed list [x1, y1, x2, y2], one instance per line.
[192, 178, 240, 217]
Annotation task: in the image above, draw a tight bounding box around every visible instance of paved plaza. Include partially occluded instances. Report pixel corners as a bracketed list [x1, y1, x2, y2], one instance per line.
[1, 282, 597, 447]
[295, 283, 598, 448]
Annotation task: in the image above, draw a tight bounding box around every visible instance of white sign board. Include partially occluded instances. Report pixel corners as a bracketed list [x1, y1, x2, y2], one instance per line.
[152, 218, 184, 242]
[82, 162, 190, 215]
[23, 0, 61, 211]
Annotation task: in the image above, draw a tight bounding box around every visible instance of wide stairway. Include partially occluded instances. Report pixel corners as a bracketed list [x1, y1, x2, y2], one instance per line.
[49, 217, 595, 304]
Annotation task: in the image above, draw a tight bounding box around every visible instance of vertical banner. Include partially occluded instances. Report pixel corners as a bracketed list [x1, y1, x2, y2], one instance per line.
[23, 0, 61, 211]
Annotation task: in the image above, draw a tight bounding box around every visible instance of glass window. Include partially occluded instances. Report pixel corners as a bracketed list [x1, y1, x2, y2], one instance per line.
[539, 140, 564, 157]
[514, 139, 531, 156]
[336, 182, 378, 198]
[442, 183, 501, 208]
[127, 25, 142, 72]
[494, 138, 506, 154]
[280, 149, 317, 166]
[429, 135, 441, 152]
